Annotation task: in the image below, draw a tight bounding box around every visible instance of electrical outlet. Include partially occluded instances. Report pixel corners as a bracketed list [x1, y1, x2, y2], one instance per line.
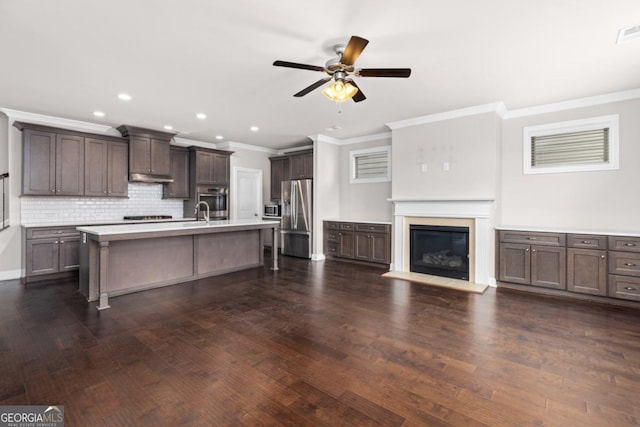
[420, 163, 427, 173]
[443, 162, 450, 171]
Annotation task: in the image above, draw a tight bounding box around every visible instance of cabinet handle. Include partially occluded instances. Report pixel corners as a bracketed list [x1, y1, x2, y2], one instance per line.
[624, 287, 638, 291]
[526, 248, 530, 252]
[623, 262, 636, 267]
[527, 237, 536, 240]
[624, 243, 637, 247]
[531, 248, 536, 253]
[60, 240, 64, 244]
[601, 255, 605, 259]
[581, 240, 592, 244]
[50, 189, 55, 193]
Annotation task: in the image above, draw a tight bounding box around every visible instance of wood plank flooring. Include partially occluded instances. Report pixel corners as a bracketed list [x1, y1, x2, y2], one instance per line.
[1, 253, 640, 426]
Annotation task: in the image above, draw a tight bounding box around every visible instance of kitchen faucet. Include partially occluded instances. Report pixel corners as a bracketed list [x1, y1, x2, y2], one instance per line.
[194, 201, 210, 224]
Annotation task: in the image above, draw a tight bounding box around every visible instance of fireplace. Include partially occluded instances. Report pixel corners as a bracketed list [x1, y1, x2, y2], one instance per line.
[410, 225, 470, 280]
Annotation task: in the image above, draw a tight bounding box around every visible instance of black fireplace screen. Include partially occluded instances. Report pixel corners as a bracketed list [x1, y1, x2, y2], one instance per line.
[410, 225, 469, 280]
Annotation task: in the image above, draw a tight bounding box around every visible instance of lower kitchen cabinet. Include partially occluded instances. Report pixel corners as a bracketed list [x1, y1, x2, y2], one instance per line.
[566, 233, 608, 296]
[23, 226, 80, 282]
[324, 221, 390, 265]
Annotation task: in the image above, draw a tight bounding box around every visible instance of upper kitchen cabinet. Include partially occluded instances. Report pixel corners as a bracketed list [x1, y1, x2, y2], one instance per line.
[288, 150, 313, 179]
[117, 125, 175, 182]
[84, 137, 129, 197]
[269, 156, 290, 201]
[189, 147, 232, 186]
[16, 122, 85, 196]
[163, 146, 189, 199]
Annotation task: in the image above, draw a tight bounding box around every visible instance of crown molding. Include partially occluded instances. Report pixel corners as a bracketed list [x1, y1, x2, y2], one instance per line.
[172, 137, 216, 149]
[217, 140, 278, 154]
[0, 108, 115, 134]
[386, 102, 506, 130]
[503, 88, 640, 119]
[314, 131, 392, 146]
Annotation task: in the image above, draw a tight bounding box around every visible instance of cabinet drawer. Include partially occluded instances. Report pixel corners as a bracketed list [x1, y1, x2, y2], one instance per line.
[499, 231, 565, 246]
[608, 236, 640, 253]
[27, 226, 79, 239]
[326, 230, 338, 242]
[567, 234, 607, 250]
[339, 222, 354, 231]
[608, 251, 640, 277]
[325, 222, 339, 230]
[326, 242, 339, 255]
[354, 223, 390, 233]
[608, 274, 640, 301]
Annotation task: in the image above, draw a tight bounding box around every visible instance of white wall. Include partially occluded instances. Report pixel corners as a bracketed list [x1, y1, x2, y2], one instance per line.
[313, 135, 341, 258]
[225, 144, 272, 206]
[500, 98, 640, 231]
[391, 111, 500, 200]
[339, 136, 393, 222]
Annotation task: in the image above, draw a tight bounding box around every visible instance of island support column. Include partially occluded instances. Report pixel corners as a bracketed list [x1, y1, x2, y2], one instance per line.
[271, 225, 279, 271]
[97, 241, 110, 310]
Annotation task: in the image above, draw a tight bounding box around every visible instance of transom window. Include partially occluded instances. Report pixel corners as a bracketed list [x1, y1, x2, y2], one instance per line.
[523, 115, 619, 174]
[350, 146, 391, 183]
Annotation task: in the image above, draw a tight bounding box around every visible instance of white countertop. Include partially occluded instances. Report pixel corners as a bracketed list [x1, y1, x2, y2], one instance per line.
[497, 225, 640, 238]
[22, 218, 197, 228]
[77, 218, 280, 236]
[324, 219, 392, 225]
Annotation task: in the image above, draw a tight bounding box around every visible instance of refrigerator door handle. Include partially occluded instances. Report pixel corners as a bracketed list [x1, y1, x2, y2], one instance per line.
[291, 181, 297, 229]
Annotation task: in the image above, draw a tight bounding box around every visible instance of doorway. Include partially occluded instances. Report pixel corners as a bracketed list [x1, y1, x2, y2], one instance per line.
[231, 167, 262, 220]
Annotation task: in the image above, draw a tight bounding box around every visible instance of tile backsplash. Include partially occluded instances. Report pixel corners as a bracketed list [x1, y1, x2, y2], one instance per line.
[21, 183, 185, 225]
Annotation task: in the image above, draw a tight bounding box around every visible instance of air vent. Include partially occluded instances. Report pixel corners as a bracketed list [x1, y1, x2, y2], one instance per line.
[617, 24, 640, 44]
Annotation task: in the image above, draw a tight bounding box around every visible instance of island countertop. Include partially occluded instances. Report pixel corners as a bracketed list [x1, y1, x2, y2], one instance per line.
[78, 218, 280, 240]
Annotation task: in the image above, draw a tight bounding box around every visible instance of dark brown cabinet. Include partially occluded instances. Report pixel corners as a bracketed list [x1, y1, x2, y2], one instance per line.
[84, 137, 128, 197]
[191, 148, 231, 186]
[498, 231, 566, 290]
[20, 126, 85, 196]
[117, 125, 175, 180]
[23, 226, 80, 282]
[289, 151, 313, 179]
[567, 234, 607, 296]
[163, 147, 189, 199]
[324, 221, 391, 265]
[608, 235, 640, 302]
[269, 156, 290, 200]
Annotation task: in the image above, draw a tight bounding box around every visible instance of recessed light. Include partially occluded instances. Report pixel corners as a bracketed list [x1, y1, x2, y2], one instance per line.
[215, 135, 224, 140]
[196, 113, 207, 120]
[325, 125, 342, 131]
[93, 111, 105, 118]
[164, 125, 173, 130]
[118, 93, 132, 101]
[250, 126, 259, 132]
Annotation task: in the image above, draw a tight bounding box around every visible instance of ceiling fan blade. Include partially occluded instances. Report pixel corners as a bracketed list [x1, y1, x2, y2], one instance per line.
[358, 68, 412, 78]
[293, 77, 332, 97]
[273, 60, 326, 72]
[340, 36, 369, 66]
[349, 80, 366, 103]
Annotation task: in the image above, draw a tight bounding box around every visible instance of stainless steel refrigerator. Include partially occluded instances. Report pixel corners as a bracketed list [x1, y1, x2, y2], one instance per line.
[281, 179, 312, 258]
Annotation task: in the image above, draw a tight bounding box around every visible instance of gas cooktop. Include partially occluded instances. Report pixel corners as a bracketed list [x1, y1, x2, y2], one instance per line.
[123, 215, 173, 221]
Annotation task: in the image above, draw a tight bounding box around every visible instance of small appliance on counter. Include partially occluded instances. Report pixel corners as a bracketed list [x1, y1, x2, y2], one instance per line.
[264, 203, 281, 218]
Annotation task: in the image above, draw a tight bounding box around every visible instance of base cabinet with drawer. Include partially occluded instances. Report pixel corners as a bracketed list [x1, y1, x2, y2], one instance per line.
[23, 226, 81, 282]
[498, 229, 640, 306]
[324, 221, 390, 265]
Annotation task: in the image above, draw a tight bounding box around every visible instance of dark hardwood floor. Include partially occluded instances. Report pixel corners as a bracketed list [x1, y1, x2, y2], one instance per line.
[1, 253, 640, 426]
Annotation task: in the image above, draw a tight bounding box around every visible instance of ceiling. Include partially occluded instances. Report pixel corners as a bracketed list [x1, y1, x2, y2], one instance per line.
[1, 1, 639, 151]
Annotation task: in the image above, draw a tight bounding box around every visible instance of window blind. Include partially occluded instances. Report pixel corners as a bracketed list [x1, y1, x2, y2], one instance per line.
[531, 128, 609, 167]
[355, 152, 388, 179]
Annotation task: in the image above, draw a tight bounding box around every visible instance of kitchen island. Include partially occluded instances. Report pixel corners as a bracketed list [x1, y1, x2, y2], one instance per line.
[77, 219, 280, 310]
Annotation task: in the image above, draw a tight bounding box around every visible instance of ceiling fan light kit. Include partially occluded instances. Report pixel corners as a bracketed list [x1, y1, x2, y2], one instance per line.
[273, 35, 411, 103]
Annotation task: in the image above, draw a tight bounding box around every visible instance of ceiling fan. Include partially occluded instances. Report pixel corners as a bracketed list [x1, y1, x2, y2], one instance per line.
[273, 35, 411, 103]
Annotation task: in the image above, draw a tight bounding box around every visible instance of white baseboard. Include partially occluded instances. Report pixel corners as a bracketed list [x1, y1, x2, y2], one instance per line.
[0, 269, 22, 282]
[311, 253, 326, 261]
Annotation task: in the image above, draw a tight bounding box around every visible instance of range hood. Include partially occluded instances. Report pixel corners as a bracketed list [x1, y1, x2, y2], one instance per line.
[117, 125, 176, 184]
[129, 172, 174, 183]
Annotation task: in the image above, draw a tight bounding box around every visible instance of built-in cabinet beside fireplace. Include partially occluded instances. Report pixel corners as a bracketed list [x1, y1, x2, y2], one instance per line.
[324, 221, 391, 266]
[497, 228, 640, 305]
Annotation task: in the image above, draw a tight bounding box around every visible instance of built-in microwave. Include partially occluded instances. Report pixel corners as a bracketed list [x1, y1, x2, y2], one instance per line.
[197, 186, 228, 220]
[264, 203, 281, 217]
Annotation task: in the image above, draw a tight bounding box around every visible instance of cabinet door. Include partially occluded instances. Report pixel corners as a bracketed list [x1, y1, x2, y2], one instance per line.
[338, 231, 355, 258]
[212, 153, 229, 184]
[59, 236, 80, 271]
[499, 243, 531, 284]
[108, 141, 129, 197]
[84, 138, 108, 196]
[370, 232, 390, 264]
[129, 136, 151, 173]
[302, 152, 313, 178]
[354, 232, 371, 261]
[567, 248, 607, 296]
[25, 238, 59, 276]
[195, 151, 214, 184]
[150, 138, 170, 175]
[164, 148, 189, 198]
[289, 155, 305, 179]
[23, 129, 56, 195]
[270, 158, 288, 200]
[55, 134, 85, 196]
[531, 246, 566, 289]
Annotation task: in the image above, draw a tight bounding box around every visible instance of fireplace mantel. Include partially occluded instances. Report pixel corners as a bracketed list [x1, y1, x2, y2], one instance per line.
[390, 198, 495, 286]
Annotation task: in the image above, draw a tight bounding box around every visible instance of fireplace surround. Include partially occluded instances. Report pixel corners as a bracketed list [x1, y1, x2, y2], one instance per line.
[390, 199, 494, 286]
